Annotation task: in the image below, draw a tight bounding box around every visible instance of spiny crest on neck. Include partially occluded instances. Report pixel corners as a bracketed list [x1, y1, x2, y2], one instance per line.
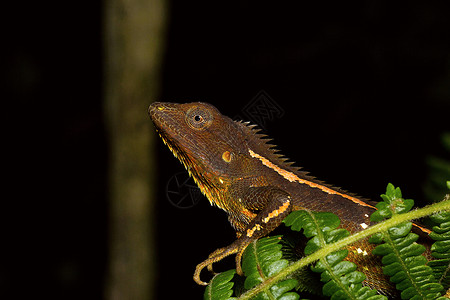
[235, 119, 303, 175]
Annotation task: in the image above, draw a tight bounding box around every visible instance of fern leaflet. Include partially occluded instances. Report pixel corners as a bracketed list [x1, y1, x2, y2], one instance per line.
[428, 208, 450, 293]
[284, 210, 385, 300]
[204, 269, 237, 300]
[241, 235, 300, 300]
[369, 184, 446, 299]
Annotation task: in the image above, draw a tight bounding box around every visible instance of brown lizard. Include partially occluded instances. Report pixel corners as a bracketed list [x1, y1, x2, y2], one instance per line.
[148, 101, 431, 296]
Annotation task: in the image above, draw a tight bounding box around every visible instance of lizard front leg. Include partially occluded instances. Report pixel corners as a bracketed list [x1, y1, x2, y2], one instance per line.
[193, 188, 292, 285]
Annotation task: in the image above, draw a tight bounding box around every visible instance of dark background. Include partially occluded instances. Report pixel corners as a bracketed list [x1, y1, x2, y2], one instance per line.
[5, 1, 450, 299]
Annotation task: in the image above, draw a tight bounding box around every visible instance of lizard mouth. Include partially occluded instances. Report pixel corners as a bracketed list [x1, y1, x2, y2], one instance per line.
[149, 102, 194, 171]
[149, 102, 216, 199]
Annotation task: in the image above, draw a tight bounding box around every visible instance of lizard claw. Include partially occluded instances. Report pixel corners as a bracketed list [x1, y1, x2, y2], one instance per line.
[193, 244, 240, 285]
[193, 254, 224, 285]
[193, 262, 210, 286]
[193, 241, 251, 285]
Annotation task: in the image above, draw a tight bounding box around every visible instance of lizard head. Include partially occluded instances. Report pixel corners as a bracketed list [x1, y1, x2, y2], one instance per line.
[149, 102, 257, 206]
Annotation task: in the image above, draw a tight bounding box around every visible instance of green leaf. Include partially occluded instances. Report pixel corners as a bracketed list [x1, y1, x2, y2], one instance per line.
[429, 211, 450, 290]
[204, 269, 237, 300]
[386, 183, 397, 198]
[373, 184, 415, 221]
[368, 233, 384, 244]
[370, 183, 446, 299]
[387, 222, 412, 238]
[203, 185, 450, 300]
[283, 211, 340, 237]
[267, 279, 299, 299]
[241, 236, 299, 299]
[284, 210, 384, 300]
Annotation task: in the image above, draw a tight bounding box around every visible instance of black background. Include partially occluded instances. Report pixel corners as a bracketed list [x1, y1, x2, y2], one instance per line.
[5, 1, 450, 299]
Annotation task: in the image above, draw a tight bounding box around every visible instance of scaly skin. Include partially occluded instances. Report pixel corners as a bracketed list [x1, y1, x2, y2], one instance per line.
[149, 101, 431, 296]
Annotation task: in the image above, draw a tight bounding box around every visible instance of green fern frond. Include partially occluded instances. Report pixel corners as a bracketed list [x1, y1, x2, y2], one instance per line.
[428, 209, 450, 290]
[204, 269, 237, 300]
[241, 235, 300, 300]
[203, 187, 450, 300]
[369, 184, 445, 300]
[284, 210, 385, 300]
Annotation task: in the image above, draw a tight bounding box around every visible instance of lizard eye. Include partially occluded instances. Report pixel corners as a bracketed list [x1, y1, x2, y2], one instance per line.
[186, 107, 213, 130]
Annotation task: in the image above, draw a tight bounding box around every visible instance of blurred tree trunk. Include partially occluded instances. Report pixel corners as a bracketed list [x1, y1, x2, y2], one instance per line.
[103, 0, 166, 299]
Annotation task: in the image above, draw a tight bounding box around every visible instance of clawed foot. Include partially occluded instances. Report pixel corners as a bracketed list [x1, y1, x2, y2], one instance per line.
[193, 240, 251, 285]
[193, 245, 238, 285]
[193, 261, 213, 286]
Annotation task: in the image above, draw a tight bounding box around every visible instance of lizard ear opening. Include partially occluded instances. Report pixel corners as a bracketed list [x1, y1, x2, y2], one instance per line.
[186, 106, 213, 130]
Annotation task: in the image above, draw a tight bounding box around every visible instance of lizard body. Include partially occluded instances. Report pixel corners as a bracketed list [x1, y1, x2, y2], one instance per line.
[149, 101, 431, 296]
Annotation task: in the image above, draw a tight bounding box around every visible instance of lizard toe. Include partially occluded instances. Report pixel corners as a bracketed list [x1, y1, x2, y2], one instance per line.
[193, 263, 210, 286]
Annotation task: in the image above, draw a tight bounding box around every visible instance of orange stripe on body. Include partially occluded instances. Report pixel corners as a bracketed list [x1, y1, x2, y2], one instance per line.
[248, 149, 431, 235]
[263, 199, 290, 223]
[248, 149, 376, 209]
[413, 223, 431, 234]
